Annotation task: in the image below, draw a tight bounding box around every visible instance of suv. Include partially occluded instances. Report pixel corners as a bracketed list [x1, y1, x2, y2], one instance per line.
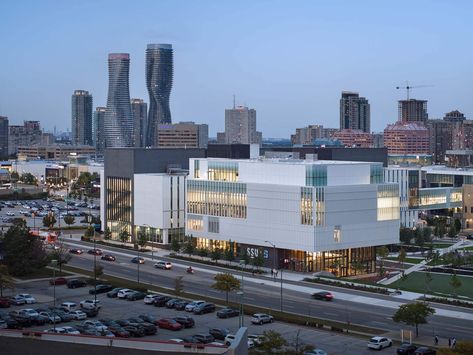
[154, 261, 172, 270]
[60, 302, 77, 312]
[117, 289, 135, 299]
[193, 302, 216, 315]
[80, 300, 102, 310]
[67, 279, 87, 289]
[192, 333, 215, 344]
[185, 300, 206, 312]
[251, 313, 274, 325]
[368, 337, 392, 350]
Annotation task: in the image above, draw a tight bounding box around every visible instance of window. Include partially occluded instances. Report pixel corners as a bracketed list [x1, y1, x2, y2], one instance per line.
[377, 184, 400, 221]
[187, 215, 203, 231]
[333, 225, 341, 243]
[305, 165, 327, 187]
[208, 217, 219, 233]
[300, 187, 313, 225]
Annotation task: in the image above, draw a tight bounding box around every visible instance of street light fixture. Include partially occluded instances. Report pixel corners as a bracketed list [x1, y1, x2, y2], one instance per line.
[264, 240, 283, 312]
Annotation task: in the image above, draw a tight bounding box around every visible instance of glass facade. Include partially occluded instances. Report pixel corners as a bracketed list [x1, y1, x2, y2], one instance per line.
[187, 214, 203, 231]
[370, 164, 383, 184]
[106, 176, 132, 239]
[300, 187, 313, 225]
[135, 225, 163, 244]
[187, 180, 247, 218]
[194, 160, 200, 178]
[414, 187, 463, 209]
[305, 165, 327, 186]
[208, 217, 220, 233]
[208, 161, 239, 182]
[377, 184, 400, 221]
[315, 187, 325, 226]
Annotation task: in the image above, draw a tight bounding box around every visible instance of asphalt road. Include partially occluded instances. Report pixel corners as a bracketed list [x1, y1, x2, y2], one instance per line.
[64, 240, 473, 342]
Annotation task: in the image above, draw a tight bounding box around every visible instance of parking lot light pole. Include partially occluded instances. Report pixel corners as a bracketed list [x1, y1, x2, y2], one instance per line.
[93, 231, 97, 303]
[51, 259, 58, 330]
[280, 269, 283, 312]
[264, 240, 277, 275]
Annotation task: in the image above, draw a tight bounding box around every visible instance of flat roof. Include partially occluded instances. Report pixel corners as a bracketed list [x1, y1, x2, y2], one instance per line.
[200, 158, 379, 166]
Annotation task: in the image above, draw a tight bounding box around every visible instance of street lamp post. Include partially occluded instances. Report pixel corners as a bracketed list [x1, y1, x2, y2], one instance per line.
[264, 240, 283, 311]
[51, 259, 58, 330]
[93, 231, 97, 304]
[280, 269, 283, 312]
[264, 240, 277, 275]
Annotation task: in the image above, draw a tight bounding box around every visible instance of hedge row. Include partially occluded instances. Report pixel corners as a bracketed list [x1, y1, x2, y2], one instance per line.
[303, 277, 391, 295]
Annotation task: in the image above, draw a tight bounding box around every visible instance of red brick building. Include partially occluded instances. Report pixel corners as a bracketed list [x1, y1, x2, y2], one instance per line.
[384, 122, 429, 154]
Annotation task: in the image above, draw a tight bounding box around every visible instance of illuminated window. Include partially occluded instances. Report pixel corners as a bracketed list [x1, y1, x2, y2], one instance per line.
[377, 184, 400, 221]
[333, 225, 341, 243]
[187, 215, 203, 231]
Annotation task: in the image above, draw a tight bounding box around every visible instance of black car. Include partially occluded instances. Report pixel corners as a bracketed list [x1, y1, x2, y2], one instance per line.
[87, 249, 103, 256]
[216, 308, 239, 319]
[10, 314, 32, 327]
[166, 298, 183, 308]
[107, 288, 123, 298]
[311, 291, 334, 301]
[89, 284, 114, 295]
[414, 348, 436, 355]
[138, 314, 159, 325]
[122, 325, 145, 337]
[126, 291, 147, 301]
[101, 254, 116, 262]
[0, 314, 20, 329]
[51, 310, 74, 322]
[209, 328, 230, 340]
[153, 295, 172, 307]
[397, 343, 418, 355]
[127, 318, 157, 335]
[174, 300, 189, 311]
[69, 248, 83, 255]
[67, 279, 87, 289]
[82, 307, 99, 317]
[173, 316, 195, 328]
[30, 314, 49, 326]
[192, 333, 215, 344]
[130, 257, 145, 264]
[193, 303, 216, 315]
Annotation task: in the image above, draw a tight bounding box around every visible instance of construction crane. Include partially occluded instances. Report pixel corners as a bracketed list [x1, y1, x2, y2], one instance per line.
[396, 82, 433, 100]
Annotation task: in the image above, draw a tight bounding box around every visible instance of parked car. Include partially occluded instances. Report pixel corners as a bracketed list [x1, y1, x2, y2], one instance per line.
[61, 326, 81, 335]
[193, 303, 216, 315]
[107, 326, 130, 338]
[126, 291, 147, 301]
[209, 328, 230, 340]
[0, 297, 11, 308]
[250, 313, 274, 325]
[69, 310, 87, 320]
[53, 310, 74, 322]
[87, 249, 103, 256]
[60, 302, 77, 312]
[153, 295, 172, 307]
[126, 318, 157, 335]
[89, 284, 113, 295]
[44, 327, 67, 334]
[311, 291, 334, 301]
[30, 314, 49, 326]
[101, 254, 116, 262]
[49, 277, 68, 285]
[80, 300, 102, 310]
[367, 337, 392, 350]
[107, 288, 123, 298]
[83, 320, 108, 332]
[117, 289, 135, 299]
[17, 294, 36, 304]
[67, 279, 87, 289]
[166, 298, 183, 308]
[217, 308, 239, 319]
[397, 343, 418, 355]
[120, 324, 145, 338]
[192, 333, 215, 344]
[143, 294, 161, 305]
[414, 348, 436, 355]
[248, 334, 266, 347]
[19, 308, 39, 319]
[138, 314, 159, 325]
[39, 311, 62, 324]
[69, 248, 83, 255]
[8, 296, 26, 306]
[173, 316, 195, 328]
[154, 261, 172, 270]
[130, 257, 145, 264]
[303, 350, 328, 355]
[174, 300, 190, 311]
[157, 318, 183, 331]
[185, 300, 206, 312]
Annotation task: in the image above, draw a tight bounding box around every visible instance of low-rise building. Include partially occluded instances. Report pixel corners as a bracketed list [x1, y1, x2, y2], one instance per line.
[17, 145, 96, 160]
[157, 121, 208, 148]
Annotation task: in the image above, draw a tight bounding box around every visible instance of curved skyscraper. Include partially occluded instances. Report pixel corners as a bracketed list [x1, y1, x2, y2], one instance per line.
[146, 44, 173, 146]
[104, 53, 133, 148]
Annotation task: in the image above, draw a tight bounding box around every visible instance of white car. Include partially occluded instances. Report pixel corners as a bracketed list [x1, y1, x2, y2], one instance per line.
[80, 299, 102, 310]
[19, 308, 39, 318]
[117, 289, 134, 299]
[303, 350, 328, 355]
[44, 327, 67, 334]
[60, 302, 77, 312]
[6, 212, 15, 216]
[248, 334, 265, 346]
[367, 337, 392, 350]
[39, 311, 61, 323]
[224, 334, 254, 348]
[62, 326, 80, 335]
[17, 294, 36, 304]
[144, 294, 161, 304]
[185, 300, 205, 312]
[83, 320, 108, 332]
[69, 310, 87, 320]
[154, 261, 172, 270]
[250, 313, 274, 325]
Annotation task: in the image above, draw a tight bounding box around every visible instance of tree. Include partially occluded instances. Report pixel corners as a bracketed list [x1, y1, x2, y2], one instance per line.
[438, 223, 446, 238]
[437, 341, 473, 355]
[286, 329, 314, 355]
[224, 245, 235, 263]
[0, 265, 14, 297]
[377, 246, 389, 276]
[210, 248, 222, 264]
[20, 172, 38, 185]
[449, 272, 462, 297]
[422, 227, 432, 244]
[43, 213, 57, 228]
[170, 238, 181, 253]
[424, 268, 433, 298]
[400, 228, 413, 245]
[448, 224, 457, 239]
[119, 229, 130, 245]
[137, 231, 148, 251]
[257, 330, 287, 354]
[351, 260, 365, 275]
[392, 302, 435, 337]
[84, 226, 95, 239]
[174, 276, 184, 296]
[3, 221, 49, 276]
[252, 252, 265, 271]
[49, 244, 72, 272]
[197, 247, 208, 259]
[94, 264, 104, 279]
[454, 218, 462, 234]
[183, 238, 195, 256]
[398, 248, 407, 268]
[104, 227, 112, 240]
[63, 215, 75, 227]
[211, 272, 240, 304]
[10, 171, 19, 182]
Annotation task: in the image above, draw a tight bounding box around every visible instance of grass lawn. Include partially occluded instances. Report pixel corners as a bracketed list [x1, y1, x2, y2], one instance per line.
[391, 271, 473, 298]
[461, 246, 473, 251]
[386, 257, 424, 264]
[15, 267, 71, 280]
[430, 243, 454, 249]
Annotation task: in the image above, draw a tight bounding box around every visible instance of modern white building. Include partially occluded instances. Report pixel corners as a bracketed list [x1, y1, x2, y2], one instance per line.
[185, 158, 400, 276]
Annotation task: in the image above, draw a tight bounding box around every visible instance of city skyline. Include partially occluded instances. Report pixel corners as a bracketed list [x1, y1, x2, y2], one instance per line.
[1, 0, 473, 137]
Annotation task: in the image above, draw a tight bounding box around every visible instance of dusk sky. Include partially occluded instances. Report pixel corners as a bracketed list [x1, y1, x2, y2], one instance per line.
[1, 0, 472, 137]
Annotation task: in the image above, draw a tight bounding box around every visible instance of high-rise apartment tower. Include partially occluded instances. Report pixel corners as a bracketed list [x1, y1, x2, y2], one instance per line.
[339, 91, 370, 133]
[93, 107, 106, 153]
[131, 99, 147, 147]
[398, 99, 428, 123]
[71, 90, 93, 146]
[146, 44, 173, 146]
[104, 53, 133, 148]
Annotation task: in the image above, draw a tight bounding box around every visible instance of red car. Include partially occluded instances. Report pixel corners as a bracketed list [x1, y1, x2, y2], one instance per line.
[311, 291, 334, 301]
[0, 297, 11, 308]
[157, 318, 183, 331]
[50, 277, 68, 285]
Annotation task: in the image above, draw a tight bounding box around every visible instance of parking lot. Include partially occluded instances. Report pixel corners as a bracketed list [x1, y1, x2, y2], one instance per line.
[1, 278, 398, 354]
